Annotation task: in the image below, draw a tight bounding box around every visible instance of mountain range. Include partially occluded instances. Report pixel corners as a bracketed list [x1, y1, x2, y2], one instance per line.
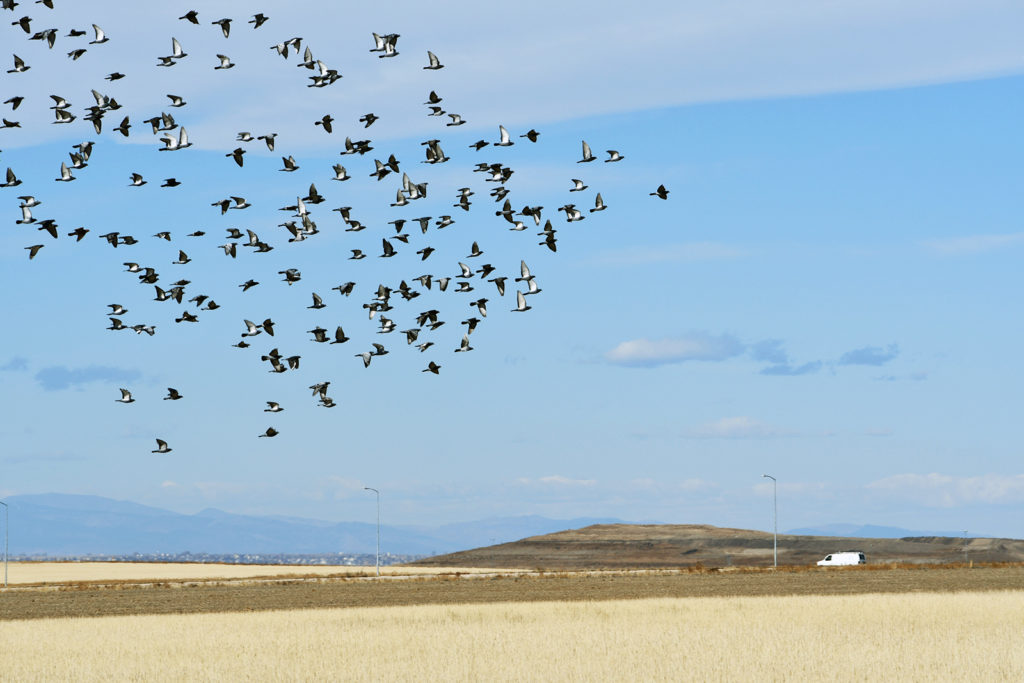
[0, 494, 978, 557]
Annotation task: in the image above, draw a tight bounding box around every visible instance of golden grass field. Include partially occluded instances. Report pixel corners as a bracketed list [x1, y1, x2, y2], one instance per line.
[3, 561, 510, 586]
[2, 591, 1022, 681]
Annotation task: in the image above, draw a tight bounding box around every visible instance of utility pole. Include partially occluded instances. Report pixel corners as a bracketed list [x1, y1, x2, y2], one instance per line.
[364, 487, 380, 577]
[762, 475, 777, 569]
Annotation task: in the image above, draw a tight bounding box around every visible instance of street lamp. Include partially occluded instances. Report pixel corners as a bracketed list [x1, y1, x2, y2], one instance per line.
[364, 487, 380, 577]
[963, 530, 969, 565]
[0, 500, 8, 588]
[762, 475, 777, 569]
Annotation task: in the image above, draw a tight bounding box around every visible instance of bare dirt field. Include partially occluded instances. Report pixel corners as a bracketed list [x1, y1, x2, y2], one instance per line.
[2, 564, 1022, 621]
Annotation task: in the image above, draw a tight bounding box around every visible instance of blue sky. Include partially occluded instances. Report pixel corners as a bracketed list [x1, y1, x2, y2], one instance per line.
[1, 1, 1023, 538]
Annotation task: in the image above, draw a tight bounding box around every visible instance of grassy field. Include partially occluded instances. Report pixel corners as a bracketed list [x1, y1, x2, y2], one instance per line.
[2, 591, 1021, 681]
[2, 561, 511, 586]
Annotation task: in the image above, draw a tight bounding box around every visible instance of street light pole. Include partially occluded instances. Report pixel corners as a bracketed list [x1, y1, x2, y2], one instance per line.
[0, 500, 8, 588]
[364, 487, 380, 577]
[762, 475, 777, 569]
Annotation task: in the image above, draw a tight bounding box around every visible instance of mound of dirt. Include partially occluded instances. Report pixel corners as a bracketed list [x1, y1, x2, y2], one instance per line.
[412, 524, 1024, 570]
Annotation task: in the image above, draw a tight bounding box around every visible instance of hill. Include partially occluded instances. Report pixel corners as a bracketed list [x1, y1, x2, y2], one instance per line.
[412, 524, 1024, 569]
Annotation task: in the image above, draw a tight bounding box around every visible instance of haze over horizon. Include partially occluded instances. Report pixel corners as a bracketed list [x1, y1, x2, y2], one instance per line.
[1, 1, 1022, 539]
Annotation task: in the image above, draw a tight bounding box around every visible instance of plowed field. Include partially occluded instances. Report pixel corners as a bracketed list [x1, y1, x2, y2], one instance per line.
[2, 564, 1021, 621]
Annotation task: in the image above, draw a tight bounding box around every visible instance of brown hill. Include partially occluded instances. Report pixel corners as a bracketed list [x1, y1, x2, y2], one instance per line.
[412, 524, 1024, 570]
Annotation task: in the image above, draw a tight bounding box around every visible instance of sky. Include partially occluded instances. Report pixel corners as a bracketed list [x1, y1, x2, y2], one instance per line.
[1, 0, 1023, 539]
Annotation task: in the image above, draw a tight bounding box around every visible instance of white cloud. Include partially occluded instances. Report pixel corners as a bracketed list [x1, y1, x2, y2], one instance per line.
[606, 333, 745, 367]
[923, 233, 1024, 255]
[867, 473, 1024, 506]
[684, 416, 795, 439]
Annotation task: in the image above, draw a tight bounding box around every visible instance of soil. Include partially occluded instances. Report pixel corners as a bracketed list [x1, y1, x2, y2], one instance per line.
[2, 565, 1022, 622]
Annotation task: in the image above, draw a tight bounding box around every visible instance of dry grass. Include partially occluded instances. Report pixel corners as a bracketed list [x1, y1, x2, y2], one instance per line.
[3, 562, 514, 586]
[2, 591, 1021, 681]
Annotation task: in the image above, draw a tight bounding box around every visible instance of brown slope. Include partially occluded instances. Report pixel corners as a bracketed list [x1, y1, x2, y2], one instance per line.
[412, 524, 1024, 569]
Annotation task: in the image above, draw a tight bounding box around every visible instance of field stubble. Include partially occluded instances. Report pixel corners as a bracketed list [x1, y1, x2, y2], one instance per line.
[1, 591, 1022, 681]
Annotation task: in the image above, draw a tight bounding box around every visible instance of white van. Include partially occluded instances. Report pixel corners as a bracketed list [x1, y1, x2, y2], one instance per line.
[817, 551, 866, 566]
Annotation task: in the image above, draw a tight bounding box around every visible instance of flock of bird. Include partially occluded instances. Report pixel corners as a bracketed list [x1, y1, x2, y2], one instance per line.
[2, 3, 669, 454]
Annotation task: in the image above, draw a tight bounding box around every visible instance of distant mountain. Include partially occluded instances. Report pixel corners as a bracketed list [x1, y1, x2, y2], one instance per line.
[787, 523, 978, 539]
[2, 494, 625, 557]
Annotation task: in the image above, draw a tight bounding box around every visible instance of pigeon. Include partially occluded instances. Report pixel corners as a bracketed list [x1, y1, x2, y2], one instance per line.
[423, 361, 441, 374]
[578, 140, 596, 162]
[152, 439, 172, 453]
[512, 291, 532, 312]
[7, 54, 30, 73]
[258, 427, 278, 438]
[89, 24, 107, 44]
[424, 51, 443, 70]
[650, 184, 670, 199]
[215, 54, 234, 69]
[605, 150, 624, 162]
[164, 388, 183, 400]
[264, 402, 283, 412]
[249, 13, 270, 29]
[495, 125, 513, 146]
[211, 18, 231, 38]
[315, 114, 334, 133]
[179, 11, 200, 24]
[115, 388, 135, 404]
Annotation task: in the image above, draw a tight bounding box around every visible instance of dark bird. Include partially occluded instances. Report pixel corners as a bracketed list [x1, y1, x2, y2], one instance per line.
[258, 427, 278, 438]
[211, 18, 231, 38]
[650, 184, 669, 199]
[164, 388, 183, 400]
[249, 13, 269, 29]
[423, 361, 441, 374]
[179, 10, 200, 24]
[314, 114, 334, 133]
